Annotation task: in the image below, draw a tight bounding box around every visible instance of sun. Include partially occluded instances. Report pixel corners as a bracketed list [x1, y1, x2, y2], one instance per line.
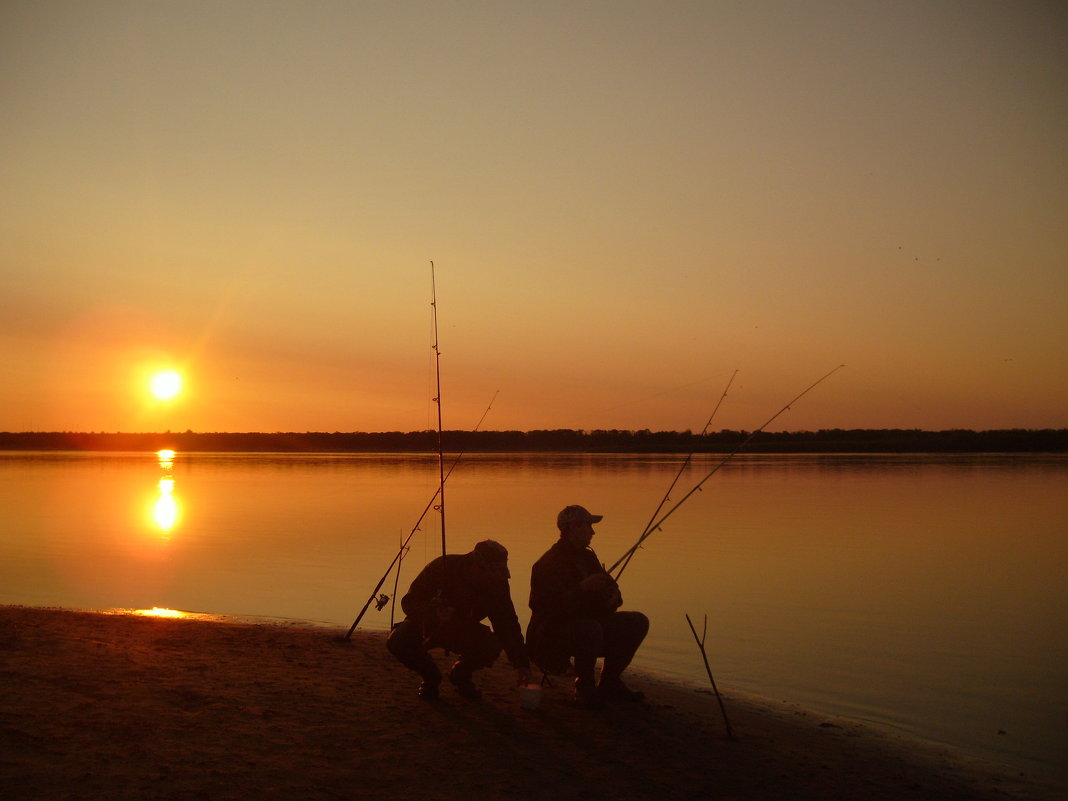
[149, 370, 183, 401]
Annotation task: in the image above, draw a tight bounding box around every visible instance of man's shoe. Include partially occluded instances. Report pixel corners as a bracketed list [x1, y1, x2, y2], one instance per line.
[573, 679, 604, 708]
[418, 680, 440, 700]
[448, 669, 482, 700]
[599, 677, 645, 703]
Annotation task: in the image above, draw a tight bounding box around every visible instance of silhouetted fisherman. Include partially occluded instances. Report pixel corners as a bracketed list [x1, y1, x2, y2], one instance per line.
[527, 505, 649, 706]
[387, 540, 531, 700]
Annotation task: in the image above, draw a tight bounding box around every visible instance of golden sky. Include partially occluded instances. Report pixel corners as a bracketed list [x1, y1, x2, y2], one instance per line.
[2, 2, 1066, 433]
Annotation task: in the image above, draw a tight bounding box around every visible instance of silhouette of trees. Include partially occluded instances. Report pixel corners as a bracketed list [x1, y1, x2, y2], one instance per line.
[0, 428, 1065, 452]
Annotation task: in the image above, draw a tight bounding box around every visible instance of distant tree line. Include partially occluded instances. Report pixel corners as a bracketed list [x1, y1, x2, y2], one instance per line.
[1, 428, 1066, 453]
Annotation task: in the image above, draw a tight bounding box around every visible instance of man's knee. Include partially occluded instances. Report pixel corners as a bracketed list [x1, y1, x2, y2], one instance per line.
[570, 618, 604, 638]
[387, 620, 422, 660]
[623, 610, 650, 637]
[388, 620, 442, 680]
[606, 611, 649, 648]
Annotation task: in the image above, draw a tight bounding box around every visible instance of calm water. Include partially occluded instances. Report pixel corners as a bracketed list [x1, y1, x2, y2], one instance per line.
[1, 450, 1065, 784]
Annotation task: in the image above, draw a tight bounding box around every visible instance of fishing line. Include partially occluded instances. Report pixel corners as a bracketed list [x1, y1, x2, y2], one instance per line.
[609, 364, 845, 581]
[430, 261, 446, 561]
[611, 369, 738, 580]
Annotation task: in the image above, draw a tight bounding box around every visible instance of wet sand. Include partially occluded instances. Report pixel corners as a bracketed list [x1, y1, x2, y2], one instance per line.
[0, 605, 1060, 801]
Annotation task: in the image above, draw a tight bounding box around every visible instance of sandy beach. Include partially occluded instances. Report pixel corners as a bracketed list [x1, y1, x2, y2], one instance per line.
[0, 606, 1060, 801]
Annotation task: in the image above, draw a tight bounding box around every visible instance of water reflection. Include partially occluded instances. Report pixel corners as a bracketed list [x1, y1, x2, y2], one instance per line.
[3, 450, 1062, 785]
[151, 450, 180, 537]
[135, 607, 187, 618]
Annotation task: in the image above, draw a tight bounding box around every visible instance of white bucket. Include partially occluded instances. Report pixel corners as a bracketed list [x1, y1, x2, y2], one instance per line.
[519, 683, 542, 710]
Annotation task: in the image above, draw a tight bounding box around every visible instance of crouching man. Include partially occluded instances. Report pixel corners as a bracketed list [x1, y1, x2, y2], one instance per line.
[387, 539, 531, 700]
[527, 505, 649, 706]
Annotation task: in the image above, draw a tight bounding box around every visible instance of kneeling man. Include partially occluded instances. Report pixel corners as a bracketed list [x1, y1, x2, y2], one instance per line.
[527, 505, 649, 705]
[387, 540, 531, 700]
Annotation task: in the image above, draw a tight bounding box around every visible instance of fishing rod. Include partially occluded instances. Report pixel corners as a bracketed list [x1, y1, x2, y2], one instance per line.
[430, 261, 446, 560]
[390, 528, 404, 628]
[609, 364, 845, 580]
[384, 383, 499, 627]
[611, 369, 738, 581]
[343, 389, 499, 639]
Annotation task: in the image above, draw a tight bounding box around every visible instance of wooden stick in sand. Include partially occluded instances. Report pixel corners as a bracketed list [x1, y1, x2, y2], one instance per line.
[685, 613, 735, 741]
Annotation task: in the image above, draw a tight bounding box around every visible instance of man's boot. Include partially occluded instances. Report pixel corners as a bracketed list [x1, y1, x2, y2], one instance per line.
[418, 666, 442, 700]
[573, 676, 604, 707]
[568, 620, 605, 707]
[448, 661, 482, 700]
[572, 657, 603, 708]
[598, 673, 644, 703]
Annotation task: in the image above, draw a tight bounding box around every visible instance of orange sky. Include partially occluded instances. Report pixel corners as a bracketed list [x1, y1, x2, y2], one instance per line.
[2, 2, 1066, 434]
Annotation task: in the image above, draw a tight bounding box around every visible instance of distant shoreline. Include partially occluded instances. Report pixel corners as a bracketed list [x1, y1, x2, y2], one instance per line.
[1, 428, 1066, 453]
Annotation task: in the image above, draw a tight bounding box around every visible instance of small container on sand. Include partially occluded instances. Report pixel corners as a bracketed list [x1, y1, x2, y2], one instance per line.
[519, 683, 541, 711]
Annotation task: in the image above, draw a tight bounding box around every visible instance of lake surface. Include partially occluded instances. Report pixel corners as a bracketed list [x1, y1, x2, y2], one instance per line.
[1, 450, 1065, 785]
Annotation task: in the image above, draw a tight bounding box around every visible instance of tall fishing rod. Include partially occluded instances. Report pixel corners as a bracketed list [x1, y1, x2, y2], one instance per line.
[343, 389, 499, 639]
[612, 369, 738, 581]
[430, 261, 446, 560]
[384, 385, 499, 627]
[609, 364, 845, 580]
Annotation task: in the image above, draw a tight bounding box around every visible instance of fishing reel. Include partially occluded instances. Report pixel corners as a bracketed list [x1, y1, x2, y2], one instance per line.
[374, 593, 390, 611]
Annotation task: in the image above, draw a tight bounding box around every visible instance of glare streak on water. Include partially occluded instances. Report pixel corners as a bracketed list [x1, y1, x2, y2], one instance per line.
[0, 450, 1065, 786]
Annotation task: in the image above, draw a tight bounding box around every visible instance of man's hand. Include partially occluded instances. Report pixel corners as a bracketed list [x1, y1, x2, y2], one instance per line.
[579, 573, 615, 593]
[605, 587, 623, 610]
[580, 572, 622, 611]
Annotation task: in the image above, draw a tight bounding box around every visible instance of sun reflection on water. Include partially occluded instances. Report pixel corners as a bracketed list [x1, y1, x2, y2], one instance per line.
[135, 607, 187, 618]
[153, 479, 179, 533]
[150, 450, 180, 537]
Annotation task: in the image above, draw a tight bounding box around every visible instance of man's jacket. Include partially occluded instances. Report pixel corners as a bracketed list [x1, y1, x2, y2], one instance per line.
[526, 538, 622, 673]
[400, 553, 529, 668]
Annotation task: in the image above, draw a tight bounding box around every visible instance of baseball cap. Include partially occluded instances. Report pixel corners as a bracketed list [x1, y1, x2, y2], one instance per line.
[556, 504, 604, 530]
[472, 539, 510, 580]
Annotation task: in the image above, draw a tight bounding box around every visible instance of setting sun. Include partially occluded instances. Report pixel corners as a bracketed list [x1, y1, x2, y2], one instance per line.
[149, 370, 183, 401]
